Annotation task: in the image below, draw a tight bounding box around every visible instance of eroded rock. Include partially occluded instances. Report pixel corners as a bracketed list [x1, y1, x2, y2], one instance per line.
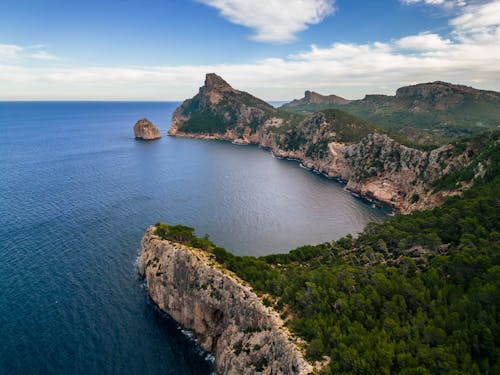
[134, 118, 161, 140]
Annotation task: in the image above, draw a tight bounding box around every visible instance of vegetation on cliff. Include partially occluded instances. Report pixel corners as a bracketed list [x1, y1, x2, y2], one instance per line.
[154, 146, 499, 373]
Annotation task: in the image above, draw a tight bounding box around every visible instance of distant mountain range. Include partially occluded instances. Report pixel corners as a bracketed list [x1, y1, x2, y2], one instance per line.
[281, 81, 500, 139]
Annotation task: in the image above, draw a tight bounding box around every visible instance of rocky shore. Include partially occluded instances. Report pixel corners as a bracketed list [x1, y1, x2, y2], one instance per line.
[138, 227, 313, 375]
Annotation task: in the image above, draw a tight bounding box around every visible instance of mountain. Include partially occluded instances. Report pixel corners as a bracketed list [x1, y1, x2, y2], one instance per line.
[282, 90, 351, 110]
[169, 74, 498, 213]
[170, 73, 288, 138]
[281, 81, 500, 139]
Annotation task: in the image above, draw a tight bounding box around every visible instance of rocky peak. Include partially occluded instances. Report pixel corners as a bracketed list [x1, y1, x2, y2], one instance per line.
[171, 73, 277, 136]
[304, 90, 314, 99]
[284, 90, 350, 108]
[204, 73, 237, 93]
[304, 90, 324, 103]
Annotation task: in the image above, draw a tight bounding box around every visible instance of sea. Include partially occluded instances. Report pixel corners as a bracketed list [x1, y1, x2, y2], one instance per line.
[0, 102, 388, 374]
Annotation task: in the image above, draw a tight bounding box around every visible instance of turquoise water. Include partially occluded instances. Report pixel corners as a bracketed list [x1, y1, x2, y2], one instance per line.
[0, 102, 387, 374]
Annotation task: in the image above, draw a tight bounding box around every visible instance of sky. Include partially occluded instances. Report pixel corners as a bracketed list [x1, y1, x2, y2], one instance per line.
[1, 0, 499, 100]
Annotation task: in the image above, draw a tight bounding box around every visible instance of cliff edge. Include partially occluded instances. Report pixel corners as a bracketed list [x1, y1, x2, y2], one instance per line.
[138, 226, 313, 375]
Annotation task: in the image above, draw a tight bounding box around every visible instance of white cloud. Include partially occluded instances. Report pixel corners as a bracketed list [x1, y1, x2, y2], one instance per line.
[0, 44, 23, 61]
[198, 0, 335, 43]
[401, 0, 466, 7]
[450, 0, 500, 31]
[1, 1, 499, 100]
[396, 33, 452, 50]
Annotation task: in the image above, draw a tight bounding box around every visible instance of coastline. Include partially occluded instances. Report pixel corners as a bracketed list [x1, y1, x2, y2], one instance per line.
[138, 227, 314, 375]
[168, 131, 398, 213]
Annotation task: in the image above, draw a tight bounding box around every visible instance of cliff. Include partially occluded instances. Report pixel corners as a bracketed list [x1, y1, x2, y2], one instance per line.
[170, 74, 496, 213]
[138, 226, 313, 375]
[134, 118, 161, 140]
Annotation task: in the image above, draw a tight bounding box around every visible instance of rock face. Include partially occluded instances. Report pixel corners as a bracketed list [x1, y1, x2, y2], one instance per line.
[282, 90, 351, 108]
[138, 227, 312, 375]
[170, 74, 493, 213]
[134, 118, 161, 140]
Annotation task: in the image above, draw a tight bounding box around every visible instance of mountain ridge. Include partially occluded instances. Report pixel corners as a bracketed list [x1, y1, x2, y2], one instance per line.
[280, 81, 500, 138]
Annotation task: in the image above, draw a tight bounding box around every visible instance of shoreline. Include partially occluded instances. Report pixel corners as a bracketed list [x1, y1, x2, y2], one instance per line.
[138, 228, 314, 374]
[169, 132, 395, 214]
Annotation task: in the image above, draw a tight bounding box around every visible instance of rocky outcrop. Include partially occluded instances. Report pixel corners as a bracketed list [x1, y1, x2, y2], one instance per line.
[170, 74, 493, 213]
[282, 90, 351, 108]
[138, 227, 313, 375]
[134, 118, 161, 140]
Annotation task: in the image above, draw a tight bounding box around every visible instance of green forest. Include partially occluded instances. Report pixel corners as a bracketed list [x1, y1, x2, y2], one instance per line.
[154, 141, 499, 374]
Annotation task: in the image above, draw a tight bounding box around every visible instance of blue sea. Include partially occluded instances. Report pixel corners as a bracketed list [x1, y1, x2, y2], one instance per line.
[0, 102, 387, 374]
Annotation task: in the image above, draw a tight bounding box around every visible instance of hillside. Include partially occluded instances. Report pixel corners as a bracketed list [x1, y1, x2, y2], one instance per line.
[169, 74, 496, 213]
[281, 81, 500, 139]
[161, 74, 500, 374]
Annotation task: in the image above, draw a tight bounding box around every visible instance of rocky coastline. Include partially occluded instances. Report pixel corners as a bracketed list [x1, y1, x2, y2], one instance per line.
[166, 73, 485, 214]
[138, 226, 313, 375]
[168, 125, 461, 214]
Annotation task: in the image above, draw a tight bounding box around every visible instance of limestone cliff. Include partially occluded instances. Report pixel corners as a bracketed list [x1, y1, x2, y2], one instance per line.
[170, 74, 496, 213]
[138, 227, 313, 375]
[134, 118, 161, 140]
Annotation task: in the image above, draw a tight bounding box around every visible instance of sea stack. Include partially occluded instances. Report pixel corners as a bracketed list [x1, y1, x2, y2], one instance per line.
[134, 118, 161, 140]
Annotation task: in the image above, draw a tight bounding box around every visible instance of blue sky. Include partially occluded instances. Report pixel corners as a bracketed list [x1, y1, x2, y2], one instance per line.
[1, 0, 499, 100]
